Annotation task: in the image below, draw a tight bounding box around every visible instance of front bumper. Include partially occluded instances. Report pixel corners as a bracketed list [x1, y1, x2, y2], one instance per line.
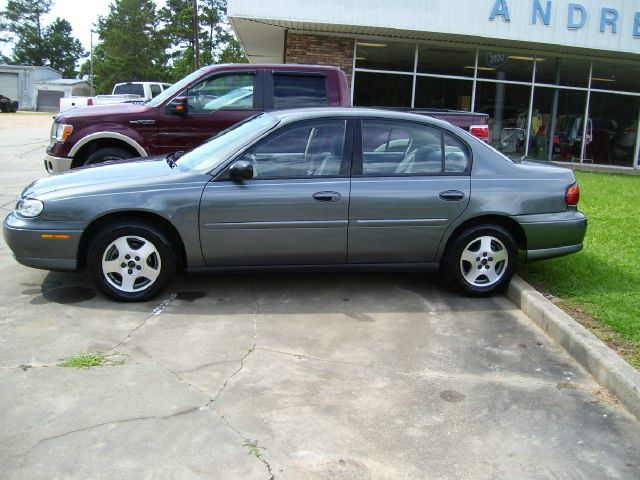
[43, 152, 73, 174]
[514, 209, 588, 262]
[3, 213, 83, 272]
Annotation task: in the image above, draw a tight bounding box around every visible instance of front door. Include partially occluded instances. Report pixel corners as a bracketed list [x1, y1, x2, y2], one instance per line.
[153, 71, 264, 154]
[348, 119, 471, 263]
[199, 118, 352, 266]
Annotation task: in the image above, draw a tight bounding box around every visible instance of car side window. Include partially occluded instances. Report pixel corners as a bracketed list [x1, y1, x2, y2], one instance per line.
[273, 74, 328, 109]
[361, 120, 443, 175]
[150, 84, 161, 98]
[444, 132, 471, 173]
[240, 120, 346, 178]
[184, 74, 254, 114]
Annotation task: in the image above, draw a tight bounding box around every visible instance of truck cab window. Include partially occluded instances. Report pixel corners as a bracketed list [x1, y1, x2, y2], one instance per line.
[273, 75, 328, 109]
[185, 74, 255, 114]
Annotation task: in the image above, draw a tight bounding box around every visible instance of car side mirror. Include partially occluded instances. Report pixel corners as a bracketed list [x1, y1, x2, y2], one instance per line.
[168, 97, 188, 115]
[229, 160, 254, 180]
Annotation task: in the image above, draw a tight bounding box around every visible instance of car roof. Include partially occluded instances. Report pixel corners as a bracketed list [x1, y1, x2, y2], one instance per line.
[269, 107, 455, 130]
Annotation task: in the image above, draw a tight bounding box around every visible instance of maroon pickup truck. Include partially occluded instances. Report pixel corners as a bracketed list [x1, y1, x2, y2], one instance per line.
[44, 64, 488, 173]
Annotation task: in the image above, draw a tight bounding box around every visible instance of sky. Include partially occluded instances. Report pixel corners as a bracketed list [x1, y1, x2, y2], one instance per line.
[0, 0, 166, 56]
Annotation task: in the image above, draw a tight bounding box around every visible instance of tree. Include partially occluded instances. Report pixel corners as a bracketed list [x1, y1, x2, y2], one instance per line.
[0, 0, 86, 76]
[159, 0, 247, 81]
[218, 38, 247, 64]
[43, 19, 85, 77]
[200, 0, 247, 64]
[1, 0, 52, 66]
[93, 0, 169, 93]
[159, 0, 205, 81]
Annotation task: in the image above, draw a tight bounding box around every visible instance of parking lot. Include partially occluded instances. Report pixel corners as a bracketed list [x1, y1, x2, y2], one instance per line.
[1, 113, 639, 480]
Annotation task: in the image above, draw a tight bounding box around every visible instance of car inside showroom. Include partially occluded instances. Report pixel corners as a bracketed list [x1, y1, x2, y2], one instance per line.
[228, 0, 640, 170]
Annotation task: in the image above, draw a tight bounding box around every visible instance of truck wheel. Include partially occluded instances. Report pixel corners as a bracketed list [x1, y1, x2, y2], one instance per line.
[87, 221, 176, 302]
[85, 147, 133, 166]
[443, 224, 517, 296]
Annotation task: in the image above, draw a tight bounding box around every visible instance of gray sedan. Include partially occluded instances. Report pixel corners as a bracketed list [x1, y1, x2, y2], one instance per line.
[4, 108, 587, 301]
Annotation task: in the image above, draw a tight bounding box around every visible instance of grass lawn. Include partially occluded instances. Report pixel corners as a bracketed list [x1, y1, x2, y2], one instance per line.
[520, 170, 640, 368]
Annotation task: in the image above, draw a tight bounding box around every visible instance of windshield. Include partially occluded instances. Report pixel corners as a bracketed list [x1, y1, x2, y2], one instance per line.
[146, 68, 208, 107]
[175, 113, 279, 173]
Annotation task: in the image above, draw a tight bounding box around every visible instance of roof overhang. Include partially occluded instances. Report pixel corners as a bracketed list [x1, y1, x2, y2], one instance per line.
[229, 0, 640, 63]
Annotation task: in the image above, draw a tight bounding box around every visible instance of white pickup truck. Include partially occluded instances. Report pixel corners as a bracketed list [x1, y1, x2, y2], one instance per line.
[59, 81, 172, 112]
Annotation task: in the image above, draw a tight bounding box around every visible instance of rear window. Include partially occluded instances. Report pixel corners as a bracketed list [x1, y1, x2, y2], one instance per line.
[113, 84, 144, 96]
[273, 74, 328, 109]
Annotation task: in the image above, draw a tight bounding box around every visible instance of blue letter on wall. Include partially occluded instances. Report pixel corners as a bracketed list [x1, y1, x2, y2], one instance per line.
[567, 3, 587, 29]
[634, 12, 640, 37]
[490, 0, 511, 22]
[532, 0, 552, 26]
[600, 8, 619, 34]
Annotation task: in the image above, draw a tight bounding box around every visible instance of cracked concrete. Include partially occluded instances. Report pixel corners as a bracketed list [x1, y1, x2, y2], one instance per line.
[1, 115, 640, 479]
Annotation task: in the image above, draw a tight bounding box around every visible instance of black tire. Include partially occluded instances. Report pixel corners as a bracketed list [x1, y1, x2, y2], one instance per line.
[84, 147, 133, 166]
[443, 224, 517, 296]
[87, 221, 176, 302]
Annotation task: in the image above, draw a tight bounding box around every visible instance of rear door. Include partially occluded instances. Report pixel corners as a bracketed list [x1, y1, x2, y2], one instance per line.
[199, 118, 353, 266]
[348, 119, 471, 263]
[153, 70, 264, 153]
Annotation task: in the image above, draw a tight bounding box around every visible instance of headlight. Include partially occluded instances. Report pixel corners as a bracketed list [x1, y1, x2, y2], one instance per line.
[52, 123, 73, 142]
[15, 198, 44, 218]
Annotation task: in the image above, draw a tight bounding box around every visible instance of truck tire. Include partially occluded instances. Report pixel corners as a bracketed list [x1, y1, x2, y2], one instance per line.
[85, 147, 134, 166]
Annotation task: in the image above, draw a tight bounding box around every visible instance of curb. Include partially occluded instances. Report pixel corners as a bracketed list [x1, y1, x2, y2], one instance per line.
[507, 275, 640, 420]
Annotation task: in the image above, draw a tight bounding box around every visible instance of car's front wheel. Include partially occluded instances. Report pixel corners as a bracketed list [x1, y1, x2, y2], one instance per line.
[444, 224, 517, 296]
[87, 222, 176, 302]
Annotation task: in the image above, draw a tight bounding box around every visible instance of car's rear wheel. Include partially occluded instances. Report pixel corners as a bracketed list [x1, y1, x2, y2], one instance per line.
[87, 222, 176, 302]
[84, 147, 133, 166]
[444, 224, 517, 296]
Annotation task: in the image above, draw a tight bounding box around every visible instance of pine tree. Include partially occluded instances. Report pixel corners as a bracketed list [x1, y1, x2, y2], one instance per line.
[43, 19, 85, 77]
[93, 0, 169, 93]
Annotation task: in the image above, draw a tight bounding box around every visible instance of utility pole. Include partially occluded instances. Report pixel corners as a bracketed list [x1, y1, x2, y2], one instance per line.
[193, 0, 200, 69]
[90, 30, 94, 96]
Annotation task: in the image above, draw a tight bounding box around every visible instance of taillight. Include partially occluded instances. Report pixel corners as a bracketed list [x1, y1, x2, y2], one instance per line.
[470, 124, 489, 142]
[87, 98, 93, 106]
[565, 183, 580, 206]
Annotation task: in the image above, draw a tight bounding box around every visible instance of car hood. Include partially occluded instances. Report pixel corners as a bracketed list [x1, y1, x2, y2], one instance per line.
[56, 102, 153, 122]
[22, 157, 206, 200]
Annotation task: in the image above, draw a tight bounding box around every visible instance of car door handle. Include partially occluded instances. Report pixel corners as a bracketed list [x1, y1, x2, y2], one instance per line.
[313, 191, 341, 202]
[439, 190, 465, 201]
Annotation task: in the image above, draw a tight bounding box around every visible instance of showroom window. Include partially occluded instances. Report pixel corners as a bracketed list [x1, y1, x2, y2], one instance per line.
[353, 71, 412, 107]
[476, 50, 535, 83]
[351, 40, 640, 168]
[417, 46, 476, 78]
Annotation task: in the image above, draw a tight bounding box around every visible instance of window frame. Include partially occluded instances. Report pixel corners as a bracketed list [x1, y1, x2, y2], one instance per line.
[353, 118, 473, 177]
[217, 117, 354, 181]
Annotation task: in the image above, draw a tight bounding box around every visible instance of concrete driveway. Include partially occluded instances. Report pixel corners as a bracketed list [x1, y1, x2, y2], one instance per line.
[1, 114, 639, 479]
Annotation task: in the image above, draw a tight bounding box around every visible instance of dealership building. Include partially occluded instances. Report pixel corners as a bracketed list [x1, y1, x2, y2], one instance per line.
[229, 0, 640, 170]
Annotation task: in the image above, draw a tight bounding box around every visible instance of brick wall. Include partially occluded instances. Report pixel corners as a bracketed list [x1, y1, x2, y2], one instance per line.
[285, 33, 354, 84]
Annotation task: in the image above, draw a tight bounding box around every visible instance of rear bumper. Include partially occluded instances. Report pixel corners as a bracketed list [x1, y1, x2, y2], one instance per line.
[514, 209, 587, 262]
[3, 213, 82, 272]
